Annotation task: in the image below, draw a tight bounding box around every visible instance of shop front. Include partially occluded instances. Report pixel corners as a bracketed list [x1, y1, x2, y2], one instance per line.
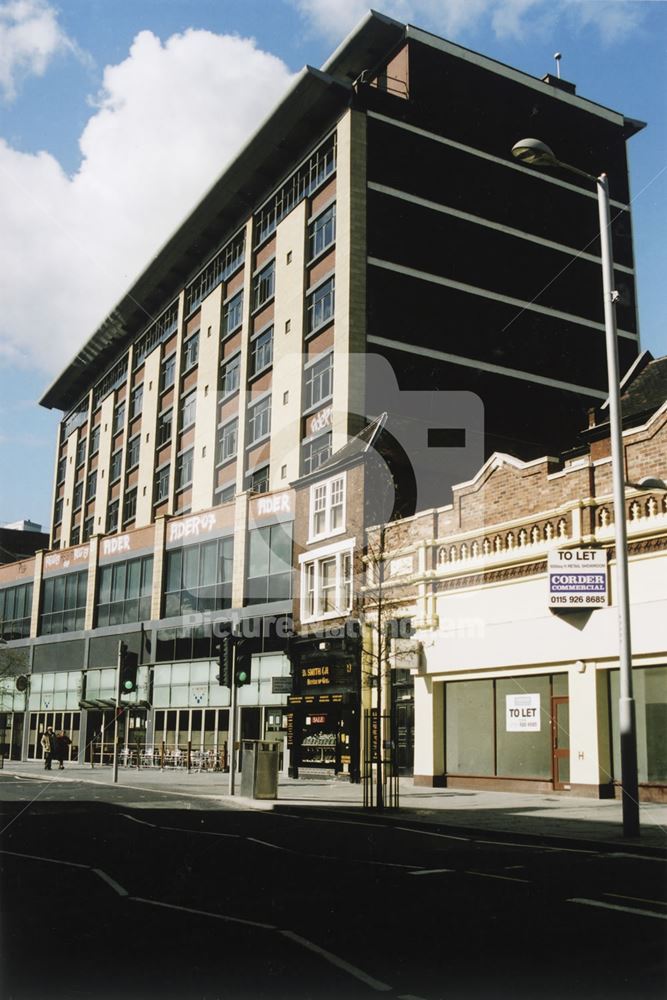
[442, 672, 570, 793]
[27, 670, 82, 763]
[0, 677, 26, 760]
[287, 649, 361, 780]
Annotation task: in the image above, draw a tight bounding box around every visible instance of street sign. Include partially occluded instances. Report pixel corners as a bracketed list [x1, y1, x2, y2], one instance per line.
[548, 548, 609, 608]
[272, 676, 293, 694]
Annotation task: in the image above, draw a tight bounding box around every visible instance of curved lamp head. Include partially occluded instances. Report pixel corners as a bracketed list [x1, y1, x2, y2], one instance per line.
[511, 138, 558, 167]
[637, 476, 667, 491]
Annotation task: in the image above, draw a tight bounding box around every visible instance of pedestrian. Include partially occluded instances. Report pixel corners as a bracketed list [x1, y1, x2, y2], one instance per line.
[54, 730, 72, 770]
[41, 727, 55, 770]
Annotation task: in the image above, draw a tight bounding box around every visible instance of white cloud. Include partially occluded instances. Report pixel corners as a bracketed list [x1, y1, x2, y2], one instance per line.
[0, 0, 75, 100]
[562, 0, 647, 45]
[0, 27, 295, 378]
[291, 0, 648, 44]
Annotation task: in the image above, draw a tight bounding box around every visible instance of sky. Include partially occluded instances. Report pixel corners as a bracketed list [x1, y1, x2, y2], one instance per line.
[0, 0, 665, 530]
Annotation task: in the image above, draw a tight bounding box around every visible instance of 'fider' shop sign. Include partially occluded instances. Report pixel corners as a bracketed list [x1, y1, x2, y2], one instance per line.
[548, 548, 609, 608]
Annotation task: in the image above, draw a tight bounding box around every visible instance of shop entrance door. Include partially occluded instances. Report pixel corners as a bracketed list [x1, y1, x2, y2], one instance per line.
[552, 697, 570, 790]
[395, 701, 414, 775]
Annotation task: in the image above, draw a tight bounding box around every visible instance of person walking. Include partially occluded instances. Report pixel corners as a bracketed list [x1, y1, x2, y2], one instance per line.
[54, 730, 72, 770]
[41, 727, 55, 770]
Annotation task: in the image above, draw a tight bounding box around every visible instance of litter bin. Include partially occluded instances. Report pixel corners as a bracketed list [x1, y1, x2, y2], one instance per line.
[240, 740, 280, 799]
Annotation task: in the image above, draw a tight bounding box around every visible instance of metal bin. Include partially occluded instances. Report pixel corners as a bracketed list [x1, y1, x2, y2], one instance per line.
[240, 740, 280, 799]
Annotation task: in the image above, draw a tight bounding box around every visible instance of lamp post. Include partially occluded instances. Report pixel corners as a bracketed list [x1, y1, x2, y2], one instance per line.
[512, 138, 640, 837]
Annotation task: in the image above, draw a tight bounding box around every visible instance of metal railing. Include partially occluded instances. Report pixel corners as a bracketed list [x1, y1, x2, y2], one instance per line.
[88, 740, 228, 772]
[363, 710, 399, 809]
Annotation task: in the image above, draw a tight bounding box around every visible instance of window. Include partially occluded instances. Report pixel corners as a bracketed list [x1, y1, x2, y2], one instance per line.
[73, 481, 84, 511]
[40, 570, 88, 635]
[252, 261, 275, 311]
[107, 499, 119, 533]
[223, 292, 243, 336]
[247, 466, 269, 494]
[181, 390, 197, 430]
[176, 448, 194, 490]
[76, 439, 86, 468]
[127, 435, 140, 470]
[57, 456, 67, 484]
[0, 582, 33, 640]
[247, 396, 271, 446]
[86, 470, 97, 502]
[110, 450, 122, 483]
[70, 525, 81, 547]
[183, 332, 199, 371]
[308, 204, 336, 260]
[254, 134, 336, 245]
[304, 352, 333, 411]
[307, 276, 335, 333]
[157, 410, 172, 448]
[155, 465, 170, 503]
[301, 544, 353, 620]
[185, 229, 245, 315]
[220, 354, 240, 398]
[130, 384, 143, 419]
[82, 516, 94, 542]
[90, 425, 100, 456]
[123, 488, 137, 525]
[97, 555, 153, 627]
[215, 483, 236, 505]
[310, 474, 345, 539]
[302, 433, 332, 475]
[250, 327, 273, 376]
[246, 523, 292, 605]
[134, 300, 179, 368]
[112, 401, 125, 435]
[54, 498, 63, 525]
[161, 354, 176, 392]
[164, 537, 233, 616]
[216, 419, 238, 465]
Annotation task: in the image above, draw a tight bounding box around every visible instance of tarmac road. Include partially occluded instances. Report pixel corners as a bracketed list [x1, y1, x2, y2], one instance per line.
[1, 773, 666, 1000]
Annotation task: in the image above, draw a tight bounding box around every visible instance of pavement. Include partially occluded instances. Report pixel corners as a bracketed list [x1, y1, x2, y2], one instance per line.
[2, 759, 666, 853]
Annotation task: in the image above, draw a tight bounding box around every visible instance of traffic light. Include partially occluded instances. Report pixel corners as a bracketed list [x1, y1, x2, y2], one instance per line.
[119, 642, 138, 694]
[234, 638, 251, 686]
[216, 631, 233, 687]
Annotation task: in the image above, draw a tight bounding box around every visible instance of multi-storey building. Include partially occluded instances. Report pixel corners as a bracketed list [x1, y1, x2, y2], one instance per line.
[0, 12, 648, 769]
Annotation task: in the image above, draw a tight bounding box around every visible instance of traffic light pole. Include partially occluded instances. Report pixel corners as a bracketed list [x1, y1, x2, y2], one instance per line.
[112, 640, 123, 785]
[228, 643, 237, 796]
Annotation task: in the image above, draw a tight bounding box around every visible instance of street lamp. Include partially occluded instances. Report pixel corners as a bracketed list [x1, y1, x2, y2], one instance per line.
[628, 477, 667, 492]
[512, 138, 640, 837]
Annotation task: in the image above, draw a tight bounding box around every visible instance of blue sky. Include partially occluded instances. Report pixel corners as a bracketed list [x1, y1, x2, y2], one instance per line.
[0, 0, 665, 530]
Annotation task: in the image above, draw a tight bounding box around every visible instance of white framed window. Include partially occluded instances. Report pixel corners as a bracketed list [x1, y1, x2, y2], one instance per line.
[309, 473, 345, 541]
[300, 540, 354, 622]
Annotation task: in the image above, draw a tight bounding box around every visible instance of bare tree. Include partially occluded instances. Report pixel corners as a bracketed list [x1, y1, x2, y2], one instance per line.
[0, 645, 29, 684]
[357, 525, 419, 809]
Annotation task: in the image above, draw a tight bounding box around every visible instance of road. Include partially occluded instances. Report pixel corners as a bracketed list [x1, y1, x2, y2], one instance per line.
[1, 773, 665, 1000]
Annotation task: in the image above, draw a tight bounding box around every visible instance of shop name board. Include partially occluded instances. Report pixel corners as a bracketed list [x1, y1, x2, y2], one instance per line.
[506, 693, 541, 732]
[102, 535, 131, 557]
[288, 693, 347, 706]
[169, 512, 216, 543]
[548, 549, 608, 608]
[44, 546, 89, 571]
[302, 665, 331, 688]
[256, 493, 292, 516]
[298, 661, 353, 691]
[309, 405, 333, 436]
